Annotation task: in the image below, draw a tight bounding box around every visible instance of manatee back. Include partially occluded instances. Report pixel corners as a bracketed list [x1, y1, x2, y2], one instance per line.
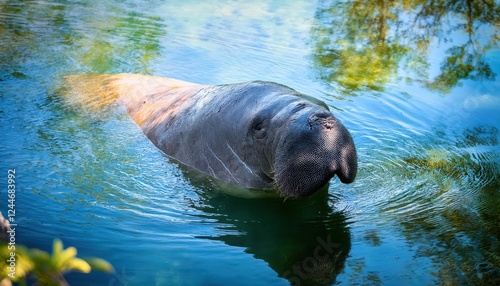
[62, 73, 201, 111]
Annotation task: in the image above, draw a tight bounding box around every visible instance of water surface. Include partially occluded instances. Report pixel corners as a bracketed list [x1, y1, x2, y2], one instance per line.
[1, 0, 499, 285]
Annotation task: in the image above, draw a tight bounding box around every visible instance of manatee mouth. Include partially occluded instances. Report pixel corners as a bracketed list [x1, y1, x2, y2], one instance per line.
[274, 160, 334, 198]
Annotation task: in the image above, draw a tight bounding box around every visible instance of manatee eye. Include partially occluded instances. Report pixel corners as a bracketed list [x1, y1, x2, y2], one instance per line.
[252, 118, 267, 139]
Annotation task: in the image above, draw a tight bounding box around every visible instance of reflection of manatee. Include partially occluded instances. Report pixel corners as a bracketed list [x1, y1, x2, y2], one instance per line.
[193, 188, 351, 285]
[63, 74, 357, 198]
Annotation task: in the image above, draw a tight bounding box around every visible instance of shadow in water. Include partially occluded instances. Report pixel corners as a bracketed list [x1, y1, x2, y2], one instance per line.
[190, 187, 351, 286]
[311, 0, 499, 93]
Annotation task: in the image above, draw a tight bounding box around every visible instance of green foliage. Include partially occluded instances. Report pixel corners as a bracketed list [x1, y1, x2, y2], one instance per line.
[0, 239, 113, 286]
[0, 245, 34, 284]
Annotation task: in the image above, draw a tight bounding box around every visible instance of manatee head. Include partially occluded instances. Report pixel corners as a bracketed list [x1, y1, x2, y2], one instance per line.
[249, 94, 357, 198]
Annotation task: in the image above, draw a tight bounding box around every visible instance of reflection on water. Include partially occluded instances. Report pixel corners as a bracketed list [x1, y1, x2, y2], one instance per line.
[0, 0, 166, 77]
[397, 125, 500, 283]
[193, 188, 350, 285]
[312, 0, 499, 93]
[1, 0, 499, 285]
[74, 6, 165, 74]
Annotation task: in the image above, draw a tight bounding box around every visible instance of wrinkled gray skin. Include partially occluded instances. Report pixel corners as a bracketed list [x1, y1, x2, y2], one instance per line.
[140, 81, 357, 198]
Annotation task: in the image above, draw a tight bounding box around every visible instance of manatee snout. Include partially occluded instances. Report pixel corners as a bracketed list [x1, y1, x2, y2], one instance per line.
[274, 110, 357, 198]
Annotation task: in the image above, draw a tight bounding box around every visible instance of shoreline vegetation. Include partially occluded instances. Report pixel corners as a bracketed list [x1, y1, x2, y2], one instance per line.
[0, 212, 113, 286]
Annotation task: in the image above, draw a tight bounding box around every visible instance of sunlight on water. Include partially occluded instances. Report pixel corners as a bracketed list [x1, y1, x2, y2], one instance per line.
[0, 0, 499, 285]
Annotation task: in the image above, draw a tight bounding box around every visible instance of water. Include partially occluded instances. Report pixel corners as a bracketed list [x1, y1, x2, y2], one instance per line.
[1, 0, 499, 285]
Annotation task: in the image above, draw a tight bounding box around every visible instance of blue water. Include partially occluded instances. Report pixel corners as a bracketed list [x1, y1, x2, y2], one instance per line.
[1, 0, 499, 285]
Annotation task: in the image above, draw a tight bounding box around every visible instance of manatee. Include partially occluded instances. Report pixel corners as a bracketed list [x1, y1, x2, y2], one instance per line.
[63, 74, 357, 198]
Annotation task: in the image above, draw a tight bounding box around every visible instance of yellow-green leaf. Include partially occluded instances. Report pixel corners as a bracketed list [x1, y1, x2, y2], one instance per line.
[52, 239, 63, 260]
[55, 246, 77, 270]
[63, 257, 91, 273]
[84, 257, 114, 273]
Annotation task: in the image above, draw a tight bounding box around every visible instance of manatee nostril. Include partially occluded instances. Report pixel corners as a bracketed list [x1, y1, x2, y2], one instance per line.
[322, 117, 335, 129]
[308, 112, 336, 129]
